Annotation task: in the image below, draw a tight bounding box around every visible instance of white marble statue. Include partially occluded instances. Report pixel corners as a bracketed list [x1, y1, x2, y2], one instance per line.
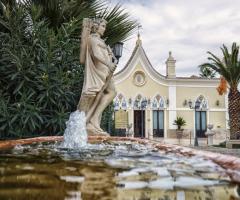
[78, 18, 117, 135]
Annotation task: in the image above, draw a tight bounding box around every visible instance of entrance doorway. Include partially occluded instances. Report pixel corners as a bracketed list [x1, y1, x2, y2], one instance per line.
[134, 110, 145, 138]
[153, 110, 164, 137]
[195, 111, 207, 138]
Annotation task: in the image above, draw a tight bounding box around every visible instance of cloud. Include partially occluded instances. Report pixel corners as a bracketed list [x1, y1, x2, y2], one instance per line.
[110, 0, 240, 77]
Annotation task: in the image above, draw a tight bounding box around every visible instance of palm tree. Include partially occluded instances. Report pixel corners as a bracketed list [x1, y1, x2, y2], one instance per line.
[200, 43, 240, 139]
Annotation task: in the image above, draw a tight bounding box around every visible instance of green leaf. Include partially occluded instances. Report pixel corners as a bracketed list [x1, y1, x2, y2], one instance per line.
[13, 80, 24, 94]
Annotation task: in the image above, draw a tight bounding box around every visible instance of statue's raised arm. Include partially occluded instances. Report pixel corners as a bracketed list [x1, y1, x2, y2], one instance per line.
[78, 18, 117, 136]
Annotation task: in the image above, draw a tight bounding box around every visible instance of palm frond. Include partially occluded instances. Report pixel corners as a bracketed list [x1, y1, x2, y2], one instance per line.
[198, 64, 216, 78]
[98, 4, 139, 45]
[201, 43, 240, 88]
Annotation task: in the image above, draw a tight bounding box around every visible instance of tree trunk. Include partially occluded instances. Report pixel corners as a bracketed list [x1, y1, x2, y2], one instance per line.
[228, 87, 240, 139]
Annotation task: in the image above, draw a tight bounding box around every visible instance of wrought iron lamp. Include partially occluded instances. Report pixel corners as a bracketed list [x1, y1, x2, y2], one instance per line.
[147, 98, 151, 105]
[140, 98, 148, 138]
[183, 99, 188, 106]
[128, 98, 132, 105]
[188, 99, 201, 146]
[112, 42, 124, 63]
[188, 99, 193, 109]
[166, 98, 169, 106]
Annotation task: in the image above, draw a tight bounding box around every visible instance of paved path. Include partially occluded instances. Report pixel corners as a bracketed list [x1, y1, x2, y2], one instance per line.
[189, 146, 240, 158]
[151, 138, 240, 158]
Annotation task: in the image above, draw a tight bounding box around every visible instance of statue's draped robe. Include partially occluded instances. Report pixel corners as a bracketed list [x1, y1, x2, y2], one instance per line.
[82, 34, 110, 95]
[79, 34, 111, 112]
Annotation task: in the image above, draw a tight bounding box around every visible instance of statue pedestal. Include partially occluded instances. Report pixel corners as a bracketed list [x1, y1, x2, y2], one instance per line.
[205, 124, 215, 146]
[205, 131, 215, 146]
[87, 128, 110, 137]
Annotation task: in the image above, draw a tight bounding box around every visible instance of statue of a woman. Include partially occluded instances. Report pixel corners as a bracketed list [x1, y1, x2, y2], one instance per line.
[78, 18, 117, 135]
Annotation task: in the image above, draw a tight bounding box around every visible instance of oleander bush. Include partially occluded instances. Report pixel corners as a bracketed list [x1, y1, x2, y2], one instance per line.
[0, 6, 83, 138]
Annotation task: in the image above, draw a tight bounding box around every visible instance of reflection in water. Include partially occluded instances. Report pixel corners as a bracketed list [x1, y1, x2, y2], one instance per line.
[0, 142, 239, 200]
[80, 167, 117, 199]
[116, 186, 240, 200]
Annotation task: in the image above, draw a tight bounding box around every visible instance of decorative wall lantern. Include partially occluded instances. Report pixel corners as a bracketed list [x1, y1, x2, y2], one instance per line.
[147, 98, 151, 105]
[188, 99, 193, 109]
[166, 99, 169, 105]
[216, 100, 220, 106]
[128, 98, 132, 105]
[183, 99, 188, 106]
[112, 42, 124, 63]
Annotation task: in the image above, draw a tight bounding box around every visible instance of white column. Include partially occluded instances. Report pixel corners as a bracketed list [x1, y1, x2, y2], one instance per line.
[149, 109, 153, 139]
[128, 108, 131, 125]
[193, 110, 196, 139]
[129, 108, 134, 134]
[129, 108, 135, 133]
[164, 109, 167, 139]
[145, 109, 149, 139]
[168, 85, 177, 129]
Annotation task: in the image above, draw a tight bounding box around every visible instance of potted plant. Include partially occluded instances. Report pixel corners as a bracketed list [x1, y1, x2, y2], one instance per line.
[173, 117, 186, 142]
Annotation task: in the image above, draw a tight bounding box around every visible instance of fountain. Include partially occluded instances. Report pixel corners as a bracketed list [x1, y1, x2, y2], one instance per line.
[0, 18, 240, 200]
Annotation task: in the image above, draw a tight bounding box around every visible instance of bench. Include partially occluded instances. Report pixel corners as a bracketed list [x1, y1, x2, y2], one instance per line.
[226, 140, 240, 148]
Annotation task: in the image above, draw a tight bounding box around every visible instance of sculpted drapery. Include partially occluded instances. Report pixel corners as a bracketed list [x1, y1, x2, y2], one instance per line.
[78, 18, 117, 135]
[82, 34, 111, 96]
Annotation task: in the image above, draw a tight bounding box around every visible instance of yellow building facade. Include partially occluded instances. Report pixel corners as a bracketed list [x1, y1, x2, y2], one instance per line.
[113, 37, 229, 145]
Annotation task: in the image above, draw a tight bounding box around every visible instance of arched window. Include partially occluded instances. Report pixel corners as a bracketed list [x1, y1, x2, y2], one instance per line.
[152, 94, 165, 110]
[195, 95, 208, 138]
[121, 98, 127, 110]
[152, 98, 158, 109]
[133, 94, 142, 110]
[159, 98, 164, 108]
[195, 95, 208, 110]
[113, 97, 120, 111]
[133, 94, 147, 110]
[113, 93, 128, 110]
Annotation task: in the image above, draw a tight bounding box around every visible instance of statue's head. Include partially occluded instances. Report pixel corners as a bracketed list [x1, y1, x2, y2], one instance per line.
[92, 18, 107, 36]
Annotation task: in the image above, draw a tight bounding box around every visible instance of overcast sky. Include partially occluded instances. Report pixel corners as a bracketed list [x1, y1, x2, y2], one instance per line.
[110, 0, 240, 77]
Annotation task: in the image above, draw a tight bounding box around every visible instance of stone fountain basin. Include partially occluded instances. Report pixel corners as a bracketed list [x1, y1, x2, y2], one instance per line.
[1, 136, 240, 200]
[0, 135, 240, 184]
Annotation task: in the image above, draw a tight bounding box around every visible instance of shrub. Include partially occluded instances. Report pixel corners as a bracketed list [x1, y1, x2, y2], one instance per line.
[0, 8, 83, 138]
[173, 117, 186, 131]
